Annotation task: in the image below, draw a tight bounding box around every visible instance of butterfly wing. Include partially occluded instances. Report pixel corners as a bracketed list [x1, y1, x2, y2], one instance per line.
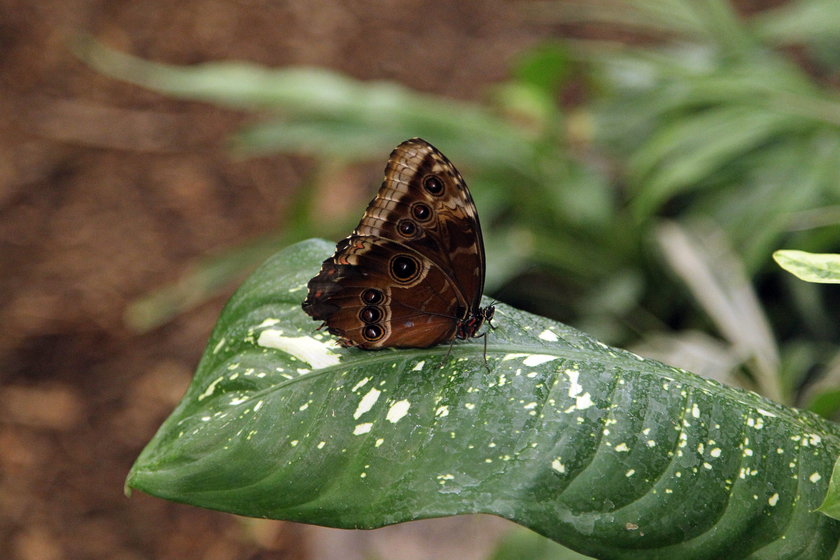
[304, 237, 462, 348]
[355, 138, 486, 311]
[303, 138, 486, 349]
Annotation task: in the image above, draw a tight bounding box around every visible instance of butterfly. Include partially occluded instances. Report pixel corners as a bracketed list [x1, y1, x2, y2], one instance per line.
[302, 138, 494, 350]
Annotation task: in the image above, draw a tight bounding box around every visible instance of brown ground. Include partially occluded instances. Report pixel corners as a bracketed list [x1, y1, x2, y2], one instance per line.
[0, 1, 794, 559]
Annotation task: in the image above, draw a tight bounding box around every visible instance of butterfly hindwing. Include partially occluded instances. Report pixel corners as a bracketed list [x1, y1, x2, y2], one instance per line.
[304, 236, 463, 348]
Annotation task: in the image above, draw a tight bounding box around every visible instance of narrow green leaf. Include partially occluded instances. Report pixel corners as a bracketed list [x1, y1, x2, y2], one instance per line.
[773, 250, 840, 284]
[124, 231, 286, 332]
[77, 40, 536, 176]
[128, 240, 840, 559]
[525, 0, 714, 41]
[629, 107, 797, 217]
[752, 0, 840, 46]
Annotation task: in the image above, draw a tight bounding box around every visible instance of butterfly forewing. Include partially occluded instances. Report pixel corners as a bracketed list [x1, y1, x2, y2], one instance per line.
[303, 138, 488, 349]
[354, 139, 485, 310]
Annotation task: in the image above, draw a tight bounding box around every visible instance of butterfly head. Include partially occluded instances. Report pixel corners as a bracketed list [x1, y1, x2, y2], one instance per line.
[455, 305, 495, 340]
[484, 305, 495, 327]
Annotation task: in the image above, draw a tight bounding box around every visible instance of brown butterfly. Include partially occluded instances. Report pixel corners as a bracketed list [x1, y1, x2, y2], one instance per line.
[302, 138, 494, 350]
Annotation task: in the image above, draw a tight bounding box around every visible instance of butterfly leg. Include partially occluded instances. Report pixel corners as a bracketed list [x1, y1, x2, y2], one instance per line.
[471, 331, 490, 371]
[483, 332, 490, 370]
[439, 338, 457, 368]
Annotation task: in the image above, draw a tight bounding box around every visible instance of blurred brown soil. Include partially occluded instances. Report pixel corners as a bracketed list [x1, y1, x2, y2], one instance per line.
[0, 1, 541, 558]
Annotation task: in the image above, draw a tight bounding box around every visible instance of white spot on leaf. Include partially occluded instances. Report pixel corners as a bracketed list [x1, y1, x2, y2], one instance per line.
[522, 354, 558, 366]
[567, 370, 583, 397]
[198, 376, 224, 401]
[502, 353, 529, 361]
[352, 377, 370, 392]
[257, 330, 340, 369]
[354, 388, 381, 419]
[576, 393, 593, 410]
[386, 400, 410, 423]
[538, 329, 559, 342]
[353, 423, 373, 435]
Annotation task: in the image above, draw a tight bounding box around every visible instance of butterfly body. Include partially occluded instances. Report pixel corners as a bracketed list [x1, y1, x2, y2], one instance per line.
[302, 138, 492, 349]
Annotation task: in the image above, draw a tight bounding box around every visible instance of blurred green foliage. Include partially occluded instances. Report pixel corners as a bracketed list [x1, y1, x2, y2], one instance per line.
[83, 0, 840, 414]
[487, 527, 595, 560]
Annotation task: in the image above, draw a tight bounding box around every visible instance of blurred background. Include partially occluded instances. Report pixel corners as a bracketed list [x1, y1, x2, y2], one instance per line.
[2, 0, 839, 558]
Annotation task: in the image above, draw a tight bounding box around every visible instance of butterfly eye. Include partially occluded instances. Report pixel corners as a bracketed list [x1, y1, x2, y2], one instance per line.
[361, 288, 384, 304]
[411, 203, 432, 222]
[423, 175, 444, 195]
[390, 255, 420, 282]
[397, 219, 418, 237]
[359, 306, 382, 323]
[362, 324, 384, 341]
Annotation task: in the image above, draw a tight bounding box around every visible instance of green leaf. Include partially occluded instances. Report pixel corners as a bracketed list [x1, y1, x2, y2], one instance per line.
[819, 459, 840, 521]
[773, 250, 840, 284]
[128, 240, 840, 559]
[512, 42, 571, 95]
[808, 389, 840, 419]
